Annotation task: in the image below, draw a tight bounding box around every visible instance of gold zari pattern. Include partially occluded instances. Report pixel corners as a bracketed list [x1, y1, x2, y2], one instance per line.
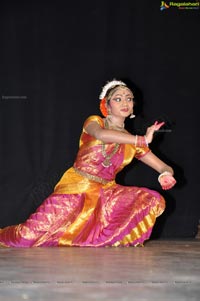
[73, 166, 114, 185]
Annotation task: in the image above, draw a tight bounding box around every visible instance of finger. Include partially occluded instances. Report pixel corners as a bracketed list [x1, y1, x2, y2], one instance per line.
[157, 121, 165, 127]
[154, 121, 164, 126]
[162, 185, 171, 190]
[155, 122, 165, 130]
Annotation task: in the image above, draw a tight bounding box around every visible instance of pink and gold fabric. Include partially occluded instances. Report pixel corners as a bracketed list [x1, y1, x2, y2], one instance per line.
[0, 115, 165, 248]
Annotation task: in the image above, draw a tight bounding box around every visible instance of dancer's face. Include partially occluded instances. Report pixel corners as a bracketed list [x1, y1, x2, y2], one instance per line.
[107, 87, 134, 118]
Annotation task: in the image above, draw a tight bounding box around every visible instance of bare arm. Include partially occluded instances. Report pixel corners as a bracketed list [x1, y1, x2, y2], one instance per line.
[86, 119, 176, 190]
[139, 151, 174, 175]
[139, 152, 176, 190]
[85, 121, 135, 144]
[85, 120, 164, 145]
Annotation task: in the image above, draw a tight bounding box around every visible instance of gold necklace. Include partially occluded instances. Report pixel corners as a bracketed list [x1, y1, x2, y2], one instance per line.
[101, 119, 120, 168]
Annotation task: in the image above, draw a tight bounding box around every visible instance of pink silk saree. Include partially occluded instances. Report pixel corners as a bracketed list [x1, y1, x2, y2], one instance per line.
[0, 115, 165, 248]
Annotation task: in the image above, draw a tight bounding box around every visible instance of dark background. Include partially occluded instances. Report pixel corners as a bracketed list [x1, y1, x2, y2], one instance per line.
[0, 0, 199, 238]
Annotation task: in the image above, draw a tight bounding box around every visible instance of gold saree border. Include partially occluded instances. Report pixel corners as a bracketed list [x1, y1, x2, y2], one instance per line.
[112, 210, 156, 246]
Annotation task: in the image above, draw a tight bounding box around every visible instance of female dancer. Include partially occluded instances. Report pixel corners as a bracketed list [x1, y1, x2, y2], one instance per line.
[0, 79, 176, 247]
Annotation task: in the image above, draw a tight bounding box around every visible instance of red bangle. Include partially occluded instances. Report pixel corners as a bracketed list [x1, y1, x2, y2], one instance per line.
[135, 135, 148, 147]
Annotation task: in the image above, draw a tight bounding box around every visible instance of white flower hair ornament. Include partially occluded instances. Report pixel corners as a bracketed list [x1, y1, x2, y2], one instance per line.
[99, 79, 127, 100]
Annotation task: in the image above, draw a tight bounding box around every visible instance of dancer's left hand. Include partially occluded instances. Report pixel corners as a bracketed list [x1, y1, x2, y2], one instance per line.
[145, 121, 165, 144]
[159, 174, 176, 190]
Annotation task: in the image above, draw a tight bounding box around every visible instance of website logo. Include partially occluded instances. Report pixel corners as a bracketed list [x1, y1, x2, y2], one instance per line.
[160, 2, 170, 10]
[160, 1, 200, 10]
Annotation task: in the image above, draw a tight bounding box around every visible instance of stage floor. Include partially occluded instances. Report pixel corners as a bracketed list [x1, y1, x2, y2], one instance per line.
[0, 239, 199, 301]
